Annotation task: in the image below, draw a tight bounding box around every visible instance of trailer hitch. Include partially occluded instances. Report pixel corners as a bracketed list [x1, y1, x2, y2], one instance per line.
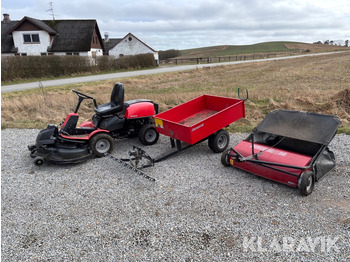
[128, 146, 155, 169]
[238, 88, 249, 101]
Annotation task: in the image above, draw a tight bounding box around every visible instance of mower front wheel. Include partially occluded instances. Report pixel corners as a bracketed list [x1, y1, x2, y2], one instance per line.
[89, 133, 114, 157]
[298, 171, 315, 196]
[139, 124, 159, 145]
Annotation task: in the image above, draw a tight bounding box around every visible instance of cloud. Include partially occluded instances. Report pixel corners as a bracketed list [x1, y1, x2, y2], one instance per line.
[2, 0, 349, 50]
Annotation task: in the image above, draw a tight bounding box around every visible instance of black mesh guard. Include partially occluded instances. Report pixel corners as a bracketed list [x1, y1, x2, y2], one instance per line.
[255, 110, 341, 145]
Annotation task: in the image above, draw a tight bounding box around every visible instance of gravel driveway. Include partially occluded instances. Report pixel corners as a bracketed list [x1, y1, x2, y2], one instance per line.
[2, 129, 349, 261]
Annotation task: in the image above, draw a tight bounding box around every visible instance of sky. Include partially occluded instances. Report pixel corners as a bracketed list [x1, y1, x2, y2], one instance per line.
[2, 0, 350, 50]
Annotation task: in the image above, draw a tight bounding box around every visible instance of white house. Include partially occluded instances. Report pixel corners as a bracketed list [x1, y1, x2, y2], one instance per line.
[1, 14, 104, 57]
[104, 33, 159, 65]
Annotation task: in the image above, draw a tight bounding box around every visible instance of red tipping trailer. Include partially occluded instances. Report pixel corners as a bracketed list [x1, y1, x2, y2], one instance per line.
[127, 94, 246, 168]
[154, 95, 245, 151]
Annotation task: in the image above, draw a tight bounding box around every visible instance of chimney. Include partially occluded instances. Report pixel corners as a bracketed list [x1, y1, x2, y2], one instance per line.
[104, 32, 109, 42]
[3, 13, 11, 23]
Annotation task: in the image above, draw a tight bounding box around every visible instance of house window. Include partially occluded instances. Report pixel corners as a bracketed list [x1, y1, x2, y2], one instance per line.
[23, 34, 40, 43]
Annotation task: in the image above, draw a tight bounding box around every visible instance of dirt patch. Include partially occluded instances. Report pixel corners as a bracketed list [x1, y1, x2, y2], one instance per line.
[332, 89, 350, 114]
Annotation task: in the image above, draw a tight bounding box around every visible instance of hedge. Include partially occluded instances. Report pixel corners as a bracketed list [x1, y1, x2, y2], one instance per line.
[1, 53, 156, 82]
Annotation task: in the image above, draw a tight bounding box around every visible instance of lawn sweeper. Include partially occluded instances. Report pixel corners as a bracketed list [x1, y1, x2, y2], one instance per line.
[28, 83, 159, 165]
[221, 110, 341, 195]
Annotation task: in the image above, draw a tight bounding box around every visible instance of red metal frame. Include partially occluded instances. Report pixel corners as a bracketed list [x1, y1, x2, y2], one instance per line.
[60, 129, 109, 141]
[228, 141, 312, 187]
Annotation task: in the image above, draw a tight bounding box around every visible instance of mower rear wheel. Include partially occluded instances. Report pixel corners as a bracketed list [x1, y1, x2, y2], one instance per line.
[221, 150, 231, 167]
[139, 124, 159, 145]
[298, 171, 315, 196]
[208, 129, 230, 153]
[90, 133, 114, 157]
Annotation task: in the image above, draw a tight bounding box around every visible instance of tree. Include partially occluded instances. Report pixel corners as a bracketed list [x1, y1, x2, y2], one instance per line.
[159, 49, 181, 60]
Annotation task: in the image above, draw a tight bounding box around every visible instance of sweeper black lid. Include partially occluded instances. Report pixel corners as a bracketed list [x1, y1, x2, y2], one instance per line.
[255, 110, 341, 145]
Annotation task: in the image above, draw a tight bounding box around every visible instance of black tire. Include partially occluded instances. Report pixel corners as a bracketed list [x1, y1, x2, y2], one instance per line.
[138, 124, 159, 145]
[34, 156, 44, 166]
[30, 149, 37, 158]
[221, 150, 231, 167]
[298, 171, 315, 196]
[89, 133, 114, 157]
[208, 129, 230, 153]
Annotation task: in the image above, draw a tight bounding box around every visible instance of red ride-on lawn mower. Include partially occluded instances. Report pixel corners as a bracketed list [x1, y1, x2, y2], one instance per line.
[221, 110, 341, 195]
[28, 83, 159, 166]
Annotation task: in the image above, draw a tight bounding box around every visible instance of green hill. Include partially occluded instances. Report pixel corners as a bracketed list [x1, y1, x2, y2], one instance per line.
[178, 41, 296, 58]
[176, 41, 347, 58]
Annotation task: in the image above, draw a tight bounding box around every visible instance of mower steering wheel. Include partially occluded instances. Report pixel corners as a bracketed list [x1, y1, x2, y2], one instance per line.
[72, 89, 94, 100]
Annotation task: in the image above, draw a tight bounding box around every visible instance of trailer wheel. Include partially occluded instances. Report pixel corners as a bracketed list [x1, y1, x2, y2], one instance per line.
[298, 171, 315, 196]
[89, 133, 114, 157]
[208, 129, 230, 153]
[221, 150, 231, 167]
[139, 124, 159, 145]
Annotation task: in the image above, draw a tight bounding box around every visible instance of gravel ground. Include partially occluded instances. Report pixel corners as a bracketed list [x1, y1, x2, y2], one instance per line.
[2, 129, 350, 261]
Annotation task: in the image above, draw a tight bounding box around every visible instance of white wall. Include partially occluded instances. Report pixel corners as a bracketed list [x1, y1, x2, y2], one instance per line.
[12, 30, 51, 55]
[109, 35, 158, 60]
[87, 48, 104, 57]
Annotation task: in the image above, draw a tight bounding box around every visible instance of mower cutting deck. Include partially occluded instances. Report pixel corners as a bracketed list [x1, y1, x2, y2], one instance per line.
[221, 110, 341, 195]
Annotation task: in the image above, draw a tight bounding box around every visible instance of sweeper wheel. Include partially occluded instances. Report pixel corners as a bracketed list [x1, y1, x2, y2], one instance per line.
[298, 171, 315, 196]
[89, 133, 114, 157]
[221, 150, 231, 167]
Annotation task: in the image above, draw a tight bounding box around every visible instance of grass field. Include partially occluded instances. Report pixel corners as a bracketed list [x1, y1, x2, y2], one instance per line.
[178, 41, 349, 58]
[2, 52, 350, 134]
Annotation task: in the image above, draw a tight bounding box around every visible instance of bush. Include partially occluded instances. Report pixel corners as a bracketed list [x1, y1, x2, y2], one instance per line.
[115, 53, 156, 70]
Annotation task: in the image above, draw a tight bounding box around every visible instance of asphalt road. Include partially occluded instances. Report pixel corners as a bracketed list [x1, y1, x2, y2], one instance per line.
[1, 52, 345, 93]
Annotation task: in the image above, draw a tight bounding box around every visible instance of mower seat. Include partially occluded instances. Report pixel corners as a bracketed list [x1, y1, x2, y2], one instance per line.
[94, 83, 125, 116]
